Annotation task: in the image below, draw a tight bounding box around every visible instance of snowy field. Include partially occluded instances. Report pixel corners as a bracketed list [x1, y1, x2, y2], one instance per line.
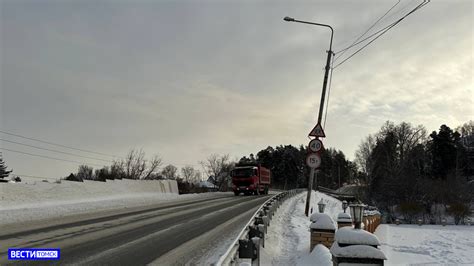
[375, 224, 474, 265]
[261, 191, 474, 265]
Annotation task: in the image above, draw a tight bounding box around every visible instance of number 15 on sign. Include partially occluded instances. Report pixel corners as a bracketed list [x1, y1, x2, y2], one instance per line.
[306, 153, 321, 169]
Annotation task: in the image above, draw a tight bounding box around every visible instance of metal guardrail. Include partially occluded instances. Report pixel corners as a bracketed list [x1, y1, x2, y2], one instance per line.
[216, 189, 305, 266]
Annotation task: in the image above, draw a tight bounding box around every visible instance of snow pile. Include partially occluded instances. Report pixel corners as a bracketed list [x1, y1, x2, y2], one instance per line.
[330, 242, 387, 260]
[309, 213, 336, 231]
[335, 227, 380, 246]
[296, 244, 332, 266]
[375, 224, 474, 265]
[337, 212, 352, 223]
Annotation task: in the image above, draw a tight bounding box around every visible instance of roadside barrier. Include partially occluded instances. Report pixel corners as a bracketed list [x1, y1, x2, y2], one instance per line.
[216, 189, 304, 266]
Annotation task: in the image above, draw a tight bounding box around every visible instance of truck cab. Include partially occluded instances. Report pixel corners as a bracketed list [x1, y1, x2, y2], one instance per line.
[231, 165, 270, 196]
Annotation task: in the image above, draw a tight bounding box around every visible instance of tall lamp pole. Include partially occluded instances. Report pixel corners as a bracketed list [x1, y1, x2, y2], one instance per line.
[284, 16, 334, 216]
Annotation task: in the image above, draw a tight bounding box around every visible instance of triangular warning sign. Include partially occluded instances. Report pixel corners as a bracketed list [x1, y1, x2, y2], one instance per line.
[308, 123, 326, 137]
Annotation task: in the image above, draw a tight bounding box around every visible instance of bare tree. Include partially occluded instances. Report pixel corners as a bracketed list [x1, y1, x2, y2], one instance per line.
[394, 122, 427, 163]
[77, 165, 94, 180]
[143, 155, 162, 180]
[161, 164, 178, 180]
[114, 149, 163, 180]
[181, 165, 201, 183]
[124, 149, 146, 180]
[110, 160, 124, 179]
[456, 120, 474, 137]
[355, 134, 376, 181]
[200, 154, 234, 191]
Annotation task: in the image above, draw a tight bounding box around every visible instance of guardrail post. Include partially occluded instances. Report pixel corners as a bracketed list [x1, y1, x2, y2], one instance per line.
[262, 216, 269, 233]
[238, 239, 257, 260]
[257, 224, 265, 248]
[251, 237, 261, 266]
[249, 225, 264, 248]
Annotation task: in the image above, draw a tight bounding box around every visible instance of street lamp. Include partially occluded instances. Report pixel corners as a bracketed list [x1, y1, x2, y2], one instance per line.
[318, 198, 326, 213]
[284, 16, 334, 217]
[342, 200, 348, 213]
[349, 203, 365, 229]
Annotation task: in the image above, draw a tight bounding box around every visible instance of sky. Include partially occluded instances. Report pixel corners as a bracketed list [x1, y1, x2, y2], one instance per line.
[0, 0, 472, 180]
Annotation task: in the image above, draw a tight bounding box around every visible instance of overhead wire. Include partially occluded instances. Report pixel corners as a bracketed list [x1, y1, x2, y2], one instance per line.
[0, 138, 113, 163]
[0, 129, 121, 159]
[0, 147, 107, 167]
[333, 0, 401, 63]
[333, 0, 429, 69]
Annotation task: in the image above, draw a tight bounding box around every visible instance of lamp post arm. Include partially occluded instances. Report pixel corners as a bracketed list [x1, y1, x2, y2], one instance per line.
[291, 19, 334, 51]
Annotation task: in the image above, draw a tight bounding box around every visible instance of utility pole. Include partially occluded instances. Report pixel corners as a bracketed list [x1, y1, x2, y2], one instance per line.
[284, 17, 334, 216]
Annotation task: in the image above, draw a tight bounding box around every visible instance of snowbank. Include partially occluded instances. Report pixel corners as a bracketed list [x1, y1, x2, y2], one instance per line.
[310, 214, 336, 231]
[0, 179, 180, 225]
[1, 179, 178, 208]
[335, 227, 380, 246]
[330, 242, 387, 260]
[296, 244, 332, 266]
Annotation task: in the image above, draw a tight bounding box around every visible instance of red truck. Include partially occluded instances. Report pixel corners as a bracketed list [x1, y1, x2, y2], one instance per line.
[231, 164, 270, 196]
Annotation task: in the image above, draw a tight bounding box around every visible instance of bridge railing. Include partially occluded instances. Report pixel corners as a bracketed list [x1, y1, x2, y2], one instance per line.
[216, 189, 304, 266]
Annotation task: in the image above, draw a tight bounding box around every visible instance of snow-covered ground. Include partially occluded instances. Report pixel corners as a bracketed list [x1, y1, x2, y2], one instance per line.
[260, 191, 341, 265]
[0, 178, 223, 225]
[261, 191, 474, 265]
[375, 224, 474, 265]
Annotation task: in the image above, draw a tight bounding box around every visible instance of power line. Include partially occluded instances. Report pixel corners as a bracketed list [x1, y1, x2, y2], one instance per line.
[0, 147, 106, 167]
[334, 0, 427, 55]
[334, 0, 401, 63]
[0, 138, 113, 163]
[0, 129, 121, 159]
[333, 0, 429, 69]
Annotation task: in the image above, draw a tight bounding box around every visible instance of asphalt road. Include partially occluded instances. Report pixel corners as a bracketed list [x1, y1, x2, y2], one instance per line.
[0, 193, 271, 265]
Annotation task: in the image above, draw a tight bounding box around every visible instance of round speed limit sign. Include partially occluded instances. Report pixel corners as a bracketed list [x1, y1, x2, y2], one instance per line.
[308, 139, 323, 153]
[306, 153, 321, 168]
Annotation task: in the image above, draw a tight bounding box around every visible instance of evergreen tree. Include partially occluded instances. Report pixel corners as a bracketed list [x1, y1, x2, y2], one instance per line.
[0, 153, 13, 179]
[428, 125, 460, 179]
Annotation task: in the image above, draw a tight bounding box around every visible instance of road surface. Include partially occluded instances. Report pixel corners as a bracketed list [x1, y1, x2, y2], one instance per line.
[0, 193, 271, 265]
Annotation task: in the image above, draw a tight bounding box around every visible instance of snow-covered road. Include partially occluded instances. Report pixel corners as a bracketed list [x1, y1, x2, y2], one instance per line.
[1, 193, 271, 265]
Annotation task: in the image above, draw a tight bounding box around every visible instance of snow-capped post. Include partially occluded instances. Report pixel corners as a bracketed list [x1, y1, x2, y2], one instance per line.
[467, 218, 471, 226]
[330, 227, 387, 265]
[337, 212, 353, 229]
[395, 218, 400, 225]
[442, 218, 447, 226]
[309, 212, 336, 251]
[418, 218, 423, 226]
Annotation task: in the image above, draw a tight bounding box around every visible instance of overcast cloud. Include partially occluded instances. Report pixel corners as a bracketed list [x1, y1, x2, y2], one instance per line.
[1, 0, 472, 179]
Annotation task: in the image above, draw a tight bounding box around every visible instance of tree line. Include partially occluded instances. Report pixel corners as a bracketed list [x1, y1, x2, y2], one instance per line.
[355, 120, 473, 224]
